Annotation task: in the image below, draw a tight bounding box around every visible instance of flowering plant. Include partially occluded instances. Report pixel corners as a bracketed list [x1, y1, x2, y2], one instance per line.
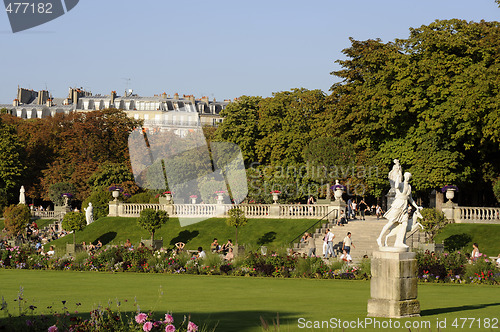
[123, 193, 131, 198]
[441, 185, 459, 193]
[331, 184, 346, 191]
[215, 191, 225, 194]
[163, 191, 172, 195]
[189, 195, 198, 198]
[61, 193, 73, 198]
[108, 186, 124, 192]
[270, 190, 281, 194]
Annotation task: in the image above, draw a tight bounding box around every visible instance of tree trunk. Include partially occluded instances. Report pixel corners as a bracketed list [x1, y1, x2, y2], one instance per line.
[151, 231, 155, 242]
[235, 226, 238, 247]
[73, 231, 76, 244]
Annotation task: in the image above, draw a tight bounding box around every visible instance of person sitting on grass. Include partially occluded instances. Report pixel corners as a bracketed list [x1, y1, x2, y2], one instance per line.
[496, 254, 500, 267]
[210, 238, 221, 253]
[221, 239, 233, 254]
[340, 249, 352, 263]
[124, 239, 132, 248]
[46, 246, 55, 257]
[175, 242, 185, 254]
[197, 247, 206, 259]
[224, 247, 234, 261]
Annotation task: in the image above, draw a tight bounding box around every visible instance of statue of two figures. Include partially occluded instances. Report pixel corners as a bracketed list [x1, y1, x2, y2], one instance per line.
[377, 159, 423, 250]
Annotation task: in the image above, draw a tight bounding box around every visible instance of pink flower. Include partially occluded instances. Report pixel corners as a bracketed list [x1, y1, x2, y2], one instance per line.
[165, 324, 176, 332]
[187, 321, 198, 332]
[135, 313, 148, 324]
[164, 314, 174, 324]
[143, 322, 153, 332]
[48, 326, 58, 332]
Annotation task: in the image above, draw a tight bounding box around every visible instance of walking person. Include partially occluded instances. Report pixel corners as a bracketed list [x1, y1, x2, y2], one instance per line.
[342, 232, 355, 255]
[324, 229, 336, 258]
[322, 230, 328, 258]
[358, 199, 368, 220]
[304, 232, 316, 257]
[347, 198, 353, 221]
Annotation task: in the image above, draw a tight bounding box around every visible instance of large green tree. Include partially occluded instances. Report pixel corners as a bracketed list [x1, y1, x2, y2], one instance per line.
[327, 19, 500, 202]
[0, 118, 25, 201]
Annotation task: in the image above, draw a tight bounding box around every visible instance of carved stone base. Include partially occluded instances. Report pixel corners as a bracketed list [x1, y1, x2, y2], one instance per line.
[367, 299, 420, 318]
[367, 251, 420, 318]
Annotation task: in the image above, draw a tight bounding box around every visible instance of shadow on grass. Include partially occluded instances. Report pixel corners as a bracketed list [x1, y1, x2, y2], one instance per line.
[257, 232, 277, 246]
[422, 302, 500, 316]
[0, 310, 299, 332]
[93, 231, 117, 246]
[169, 230, 199, 246]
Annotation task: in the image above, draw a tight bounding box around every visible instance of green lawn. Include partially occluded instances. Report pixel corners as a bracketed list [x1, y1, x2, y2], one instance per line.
[434, 223, 500, 256]
[0, 270, 499, 332]
[46, 217, 315, 252]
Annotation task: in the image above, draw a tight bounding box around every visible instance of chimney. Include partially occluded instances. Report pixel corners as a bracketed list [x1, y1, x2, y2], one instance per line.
[46, 98, 53, 107]
[174, 93, 179, 100]
[13, 99, 19, 106]
[162, 92, 167, 99]
[111, 91, 116, 105]
[201, 96, 209, 104]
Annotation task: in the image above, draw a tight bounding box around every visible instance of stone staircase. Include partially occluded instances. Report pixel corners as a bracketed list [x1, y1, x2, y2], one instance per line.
[293, 216, 387, 263]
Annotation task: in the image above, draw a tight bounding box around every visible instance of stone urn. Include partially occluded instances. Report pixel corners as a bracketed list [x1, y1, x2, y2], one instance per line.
[216, 192, 225, 204]
[445, 189, 456, 202]
[165, 193, 172, 202]
[334, 188, 344, 201]
[112, 190, 120, 201]
[190, 196, 197, 204]
[271, 192, 280, 204]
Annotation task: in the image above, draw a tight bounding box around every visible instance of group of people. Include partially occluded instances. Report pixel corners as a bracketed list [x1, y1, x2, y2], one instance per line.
[301, 230, 355, 263]
[346, 198, 384, 220]
[210, 238, 235, 260]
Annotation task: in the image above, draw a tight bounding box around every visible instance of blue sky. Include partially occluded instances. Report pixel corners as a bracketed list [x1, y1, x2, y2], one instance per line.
[1, 0, 499, 103]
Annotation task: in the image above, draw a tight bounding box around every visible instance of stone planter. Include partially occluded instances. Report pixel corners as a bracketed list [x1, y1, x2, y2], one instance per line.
[142, 239, 163, 251]
[216, 193, 224, 204]
[190, 197, 197, 204]
[445, 189, 455, 202]
[112, 190, 120, 201]
[66, 243, 84, 255]
[272, 193, 280, 204]
[334, 188, 344, 201]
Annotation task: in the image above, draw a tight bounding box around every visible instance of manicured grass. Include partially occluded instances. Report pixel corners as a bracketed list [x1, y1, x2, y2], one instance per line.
[46, 217, 315, 252]
[0, 270, 499, 332]
[434, 223, 500, 256]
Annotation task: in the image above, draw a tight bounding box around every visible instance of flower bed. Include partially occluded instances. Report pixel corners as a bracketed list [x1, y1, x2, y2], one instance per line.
[1, 246, 498, 284]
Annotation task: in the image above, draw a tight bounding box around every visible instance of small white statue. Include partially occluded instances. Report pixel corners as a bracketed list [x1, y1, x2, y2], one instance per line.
[388, 159, 402, 194]
[84, 202, 94, 225]
[19, 186, 26, 205]
[377, 168, 422, 249]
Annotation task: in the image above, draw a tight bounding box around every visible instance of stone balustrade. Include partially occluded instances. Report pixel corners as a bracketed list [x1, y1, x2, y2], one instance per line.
[31, 211, 65, 219]
[454, 206, 500, 223]
[108, 201, 338, 219]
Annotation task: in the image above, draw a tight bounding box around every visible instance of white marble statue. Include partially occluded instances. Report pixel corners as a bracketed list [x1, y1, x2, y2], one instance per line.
[388, 159, 402, 194]
[377, 170, 422, 249]
[84, 202, 94, 225]
[19, 186, 26, 205]
[384, 207, 424, 247]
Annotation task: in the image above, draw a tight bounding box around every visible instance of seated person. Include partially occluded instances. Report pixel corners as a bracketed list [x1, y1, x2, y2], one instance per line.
[224, 247, 234, 261]
[340, 249, 352, 263]
[46, 246, 55, 256]
[124, 239, 132, 248]
[337, 211, 347, 226]
[210, 238, 221, 253]
[496, 254, 500, 267]
[175, 242, 185, 251]
[197, 247, 206, 259]
[95, 240, 103, 250]
[221, 239, 233, 254]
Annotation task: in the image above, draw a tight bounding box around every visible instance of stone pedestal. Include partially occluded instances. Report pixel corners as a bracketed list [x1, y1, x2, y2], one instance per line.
[367, 250, 420, 318]
[441, 201, 457, 222]
[328, 200, 346, 221]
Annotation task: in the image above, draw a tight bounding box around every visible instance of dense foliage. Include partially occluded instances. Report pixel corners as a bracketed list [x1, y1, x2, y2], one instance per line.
[2, 204, 31, 236]
[137, 208, 169, 241]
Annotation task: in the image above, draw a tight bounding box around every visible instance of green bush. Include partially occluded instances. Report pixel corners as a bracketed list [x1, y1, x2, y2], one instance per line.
[418, 208, 448, 241]
[82, 187, 112, 220]
[493, 177, 500, 204]
[49, 182, 76, 206]
[3, 204, 31, 236]
[62, 212, 86, 244]
[137, 209, 169, 241]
